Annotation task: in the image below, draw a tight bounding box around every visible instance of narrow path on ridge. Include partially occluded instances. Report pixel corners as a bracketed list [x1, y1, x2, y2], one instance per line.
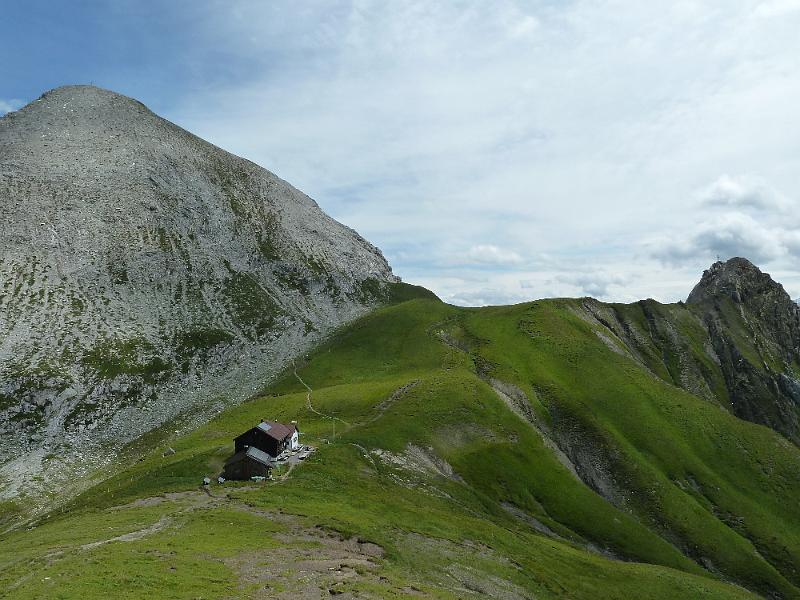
[292, 360, 351, 437]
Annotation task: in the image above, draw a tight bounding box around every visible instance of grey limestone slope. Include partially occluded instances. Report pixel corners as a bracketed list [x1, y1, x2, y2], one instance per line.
[0, 85, 397, 505]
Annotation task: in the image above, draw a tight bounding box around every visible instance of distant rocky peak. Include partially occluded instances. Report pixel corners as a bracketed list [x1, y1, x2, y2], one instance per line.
[687, 257, 789, 306]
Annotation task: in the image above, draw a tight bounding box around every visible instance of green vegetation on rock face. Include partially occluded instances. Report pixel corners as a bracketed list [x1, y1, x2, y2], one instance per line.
[0, 392, 16, 412]
[82, 338, 171, 383]
[352, 278, 439, 306]
[256, 225, 280, 261]
[221, 271, 283, 337]
[274, 266, 311, 295]
[0, 500, 21, 532]
[174, 328, 234, 357]
[4, 291, 799, 598]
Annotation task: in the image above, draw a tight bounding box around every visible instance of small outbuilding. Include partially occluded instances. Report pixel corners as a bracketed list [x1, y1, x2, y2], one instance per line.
[222, 446, 275, 481]
[234, 420, 300, 458]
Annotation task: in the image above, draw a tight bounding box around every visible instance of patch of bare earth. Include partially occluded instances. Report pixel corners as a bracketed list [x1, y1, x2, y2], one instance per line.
[80, 515, 173, 550]
[371, 444, 461, 482]
[223, 508, 387, 599]
[108, 488, 224, 511]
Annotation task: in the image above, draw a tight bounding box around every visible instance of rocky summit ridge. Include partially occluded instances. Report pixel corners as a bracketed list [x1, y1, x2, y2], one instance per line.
[0, 85, 399, 504]
[575, 257, 800, 445]
[687, 258, 800, 440]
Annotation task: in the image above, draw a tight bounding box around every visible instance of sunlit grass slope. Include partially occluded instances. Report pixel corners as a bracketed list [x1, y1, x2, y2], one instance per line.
[2, 295, 799, 598]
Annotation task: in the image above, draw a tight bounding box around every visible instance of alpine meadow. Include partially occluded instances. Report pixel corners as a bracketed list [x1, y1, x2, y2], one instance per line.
[3, 5, 800, 597]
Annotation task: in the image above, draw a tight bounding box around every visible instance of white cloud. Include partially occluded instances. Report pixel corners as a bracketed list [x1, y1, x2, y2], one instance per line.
[465, 244, 524, 266]
[698, 174, 791, 211]
[651, 168, 800, 270]
[753, 0, 800, 18]
[445, 287, 528, 307]
[508, 14, 540, 39]
[155, 1, 800, 306]
[652, 212, 787, 265]
[551, 271, 630, 299]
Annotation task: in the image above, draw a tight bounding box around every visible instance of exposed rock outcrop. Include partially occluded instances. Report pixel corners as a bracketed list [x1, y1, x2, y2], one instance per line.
[686, 258, 800, 442]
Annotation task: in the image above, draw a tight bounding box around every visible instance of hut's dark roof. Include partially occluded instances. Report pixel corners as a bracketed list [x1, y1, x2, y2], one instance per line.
[224, 446, 275, 468]
[256, 420, 294, 441]
[245, 446, 274, 466]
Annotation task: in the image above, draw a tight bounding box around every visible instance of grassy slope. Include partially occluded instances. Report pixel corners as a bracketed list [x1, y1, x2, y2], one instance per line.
[1, 296, 798, 598]
[466, 301, 800, 596]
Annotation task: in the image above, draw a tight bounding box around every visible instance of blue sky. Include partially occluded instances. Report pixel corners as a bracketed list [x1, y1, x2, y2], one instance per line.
[3, 1, 800, 304]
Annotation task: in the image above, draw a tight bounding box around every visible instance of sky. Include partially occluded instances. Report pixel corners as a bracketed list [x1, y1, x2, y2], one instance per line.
[2, 0, 800, 305]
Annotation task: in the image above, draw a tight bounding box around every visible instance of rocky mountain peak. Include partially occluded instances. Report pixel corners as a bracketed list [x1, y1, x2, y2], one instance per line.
[2, 85, 171, 166]
[0, 85, 402, 503]
[687, 257, 790, 306]
[6, 84, 151, 122]
[686, 258, 800, 353]
[682, 258, 800, 442]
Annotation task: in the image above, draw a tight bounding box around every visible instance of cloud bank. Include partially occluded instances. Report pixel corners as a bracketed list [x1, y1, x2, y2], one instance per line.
[698, 175, 790, 211]
[3, 1, 800, 304]
[653, 176, 798, 269]
[465, 245, 524, 267]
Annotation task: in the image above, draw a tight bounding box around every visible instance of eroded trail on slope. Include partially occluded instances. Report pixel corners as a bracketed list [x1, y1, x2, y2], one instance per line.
[292, 360, 350, 430]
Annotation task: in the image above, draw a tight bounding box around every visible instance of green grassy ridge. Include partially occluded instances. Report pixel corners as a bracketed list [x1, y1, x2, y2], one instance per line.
[463, 300, 800, 595]
[2, 295, 798, 598]
[263, 296, 800, 595]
